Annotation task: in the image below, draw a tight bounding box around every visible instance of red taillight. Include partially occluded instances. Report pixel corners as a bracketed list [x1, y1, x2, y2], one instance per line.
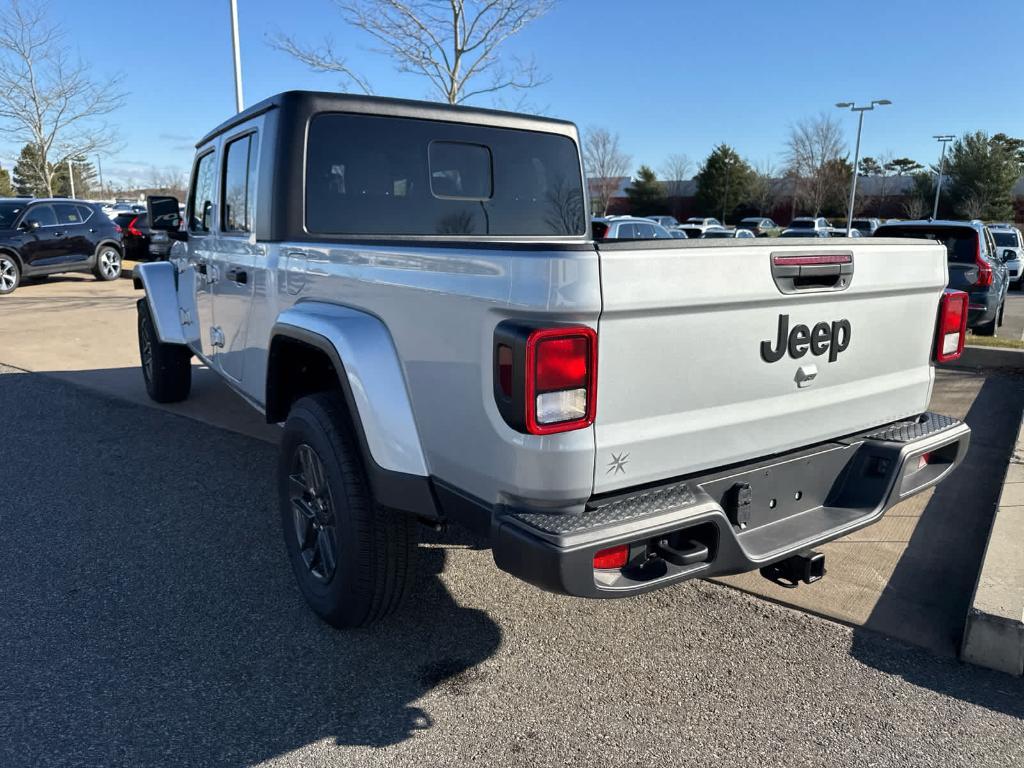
[593, 544, 629, 570]
[127, 216, 143, 237]
[935, 289, 968, 363]
[525, 327, 597, 435]
[917, 451, 932, 470]
[974, 237, 993, 287]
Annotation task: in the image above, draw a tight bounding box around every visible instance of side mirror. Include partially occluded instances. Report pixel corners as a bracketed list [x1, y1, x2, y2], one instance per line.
[146, 195, 182, 232]
[1003, 249, 1017, 263]
[21, 219, 40, 231]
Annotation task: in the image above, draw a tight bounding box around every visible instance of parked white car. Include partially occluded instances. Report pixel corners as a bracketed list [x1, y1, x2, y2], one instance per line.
[788, 217, 832, 234]
[987, 224, 1023, 288]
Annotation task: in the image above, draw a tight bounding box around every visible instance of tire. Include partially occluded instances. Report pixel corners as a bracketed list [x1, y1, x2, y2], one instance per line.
[93, 244, 123, 281]
[137, 299, 192, 402]
[279, 392, 417, 629]
[0, 253, 20, 295]
[975, 310, 997, 337]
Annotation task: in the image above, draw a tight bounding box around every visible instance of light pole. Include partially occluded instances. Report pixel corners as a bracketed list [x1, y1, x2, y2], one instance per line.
[229, 0, 244, 113]
[836, 99, 891, 235]
[95, 154, 105, 198]
[932, 134, 954, 219]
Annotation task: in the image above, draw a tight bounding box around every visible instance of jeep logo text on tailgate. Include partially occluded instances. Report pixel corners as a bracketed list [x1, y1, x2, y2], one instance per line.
[761, 314, 851, 363]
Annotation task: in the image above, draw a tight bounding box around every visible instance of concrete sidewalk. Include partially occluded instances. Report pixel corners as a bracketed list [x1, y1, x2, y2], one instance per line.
[962, 417, 1024, 675]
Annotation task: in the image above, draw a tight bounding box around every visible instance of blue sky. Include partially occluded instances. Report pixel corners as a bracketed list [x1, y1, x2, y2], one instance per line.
[7, 0, 1023, 184]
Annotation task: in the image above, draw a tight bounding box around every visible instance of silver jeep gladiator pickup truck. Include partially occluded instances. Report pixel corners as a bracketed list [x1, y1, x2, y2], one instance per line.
[135, 91, 971, 628]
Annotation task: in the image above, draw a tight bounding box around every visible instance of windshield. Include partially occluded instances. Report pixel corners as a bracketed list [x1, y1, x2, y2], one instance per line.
[992, 231, 1019, 247]
[0, 203, 24, 228]
[851, 220, 872, 228]
[875, 226, 978, 264]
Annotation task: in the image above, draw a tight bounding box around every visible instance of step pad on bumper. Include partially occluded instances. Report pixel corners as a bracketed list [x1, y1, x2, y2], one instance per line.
[510, 483, 696, 537]
[864, 412, 957, 443]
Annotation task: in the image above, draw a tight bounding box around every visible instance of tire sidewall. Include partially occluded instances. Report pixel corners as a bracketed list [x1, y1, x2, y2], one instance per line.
[279, 400, 367, 621]
[96, 245, 122, 280]
[0, 254, 20, 295]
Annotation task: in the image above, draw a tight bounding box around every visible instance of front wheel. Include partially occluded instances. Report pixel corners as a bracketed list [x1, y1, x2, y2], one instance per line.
[137, 299, 192, 402]
[279, 392, 417, 629]
[0, 254, 20, 295]
[93, 245, 122, 281]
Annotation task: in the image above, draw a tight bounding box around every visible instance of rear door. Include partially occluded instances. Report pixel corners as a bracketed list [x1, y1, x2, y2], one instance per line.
[211, 128, 260, 385]
[592, 239, 947, 493]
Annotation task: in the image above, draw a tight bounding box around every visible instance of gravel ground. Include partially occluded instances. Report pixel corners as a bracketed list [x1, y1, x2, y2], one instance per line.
[0, 365, 1021, 768]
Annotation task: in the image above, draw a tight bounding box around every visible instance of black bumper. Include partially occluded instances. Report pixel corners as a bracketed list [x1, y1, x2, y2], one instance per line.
[490, 412, 971, 598]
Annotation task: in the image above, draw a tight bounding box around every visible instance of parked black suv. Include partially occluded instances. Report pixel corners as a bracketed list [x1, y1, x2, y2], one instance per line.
[0, 198, 124, 295]
[874, 219, 1009, 335]
[112, 212, 173, 261]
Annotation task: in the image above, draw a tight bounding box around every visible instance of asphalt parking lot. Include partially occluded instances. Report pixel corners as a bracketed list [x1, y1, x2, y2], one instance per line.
[1, 276, 1022, 766]
[1, 364, 1022, 768]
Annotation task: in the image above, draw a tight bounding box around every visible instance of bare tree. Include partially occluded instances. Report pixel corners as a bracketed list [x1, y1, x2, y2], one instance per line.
[0, 0, 123, 197]
[901, 195, 927, 220]
[581, 127, 631, 215]
[749, 160, 778, 216]
[783, 113, 847, 215]
[660, 153, 692, 198]
[271, 0, 553, 105]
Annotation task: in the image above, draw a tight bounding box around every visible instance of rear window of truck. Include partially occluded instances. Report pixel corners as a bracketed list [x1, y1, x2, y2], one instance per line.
[305, 113, 586, 237]
[875, 225, 978, 264]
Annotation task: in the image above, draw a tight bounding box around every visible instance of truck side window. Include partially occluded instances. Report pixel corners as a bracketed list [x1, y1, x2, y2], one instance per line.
[188, 151, 217, 234]
[222, 133, 258, 233]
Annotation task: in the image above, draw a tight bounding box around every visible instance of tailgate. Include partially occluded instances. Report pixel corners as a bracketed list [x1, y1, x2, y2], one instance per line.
[593, 239, 948, 494]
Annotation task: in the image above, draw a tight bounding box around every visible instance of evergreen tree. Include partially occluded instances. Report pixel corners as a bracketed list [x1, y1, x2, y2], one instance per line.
[694, 144, 755, 222]
[945, 131, 1020, 220]
[12, 143, 47, 196]
[625, 165, 665, 214]
[886, 157, 924, 176]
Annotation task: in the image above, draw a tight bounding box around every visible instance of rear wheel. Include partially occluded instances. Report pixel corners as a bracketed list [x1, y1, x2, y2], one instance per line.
[279, 392, 417, 628]
[137, 299, 192, 402]
[0, 254, 20, 295]
[93, 245, 122, 281]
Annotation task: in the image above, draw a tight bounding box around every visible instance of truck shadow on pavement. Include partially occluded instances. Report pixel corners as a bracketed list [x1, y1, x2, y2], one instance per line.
[0, 368, 502, 766]
[850, 371, 1024, 716]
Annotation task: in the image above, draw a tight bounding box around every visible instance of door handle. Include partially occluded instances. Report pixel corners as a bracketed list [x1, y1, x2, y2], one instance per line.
[52, 231, 64, 237]
[226, 268, 248, 284]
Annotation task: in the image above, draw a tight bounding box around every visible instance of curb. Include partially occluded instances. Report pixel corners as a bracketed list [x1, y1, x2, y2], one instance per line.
[942, 345, 1024, 371]
[960, 417, 1024, 676]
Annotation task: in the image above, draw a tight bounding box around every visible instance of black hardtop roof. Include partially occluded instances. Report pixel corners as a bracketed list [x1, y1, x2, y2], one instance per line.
[196, 90, 579, 148]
